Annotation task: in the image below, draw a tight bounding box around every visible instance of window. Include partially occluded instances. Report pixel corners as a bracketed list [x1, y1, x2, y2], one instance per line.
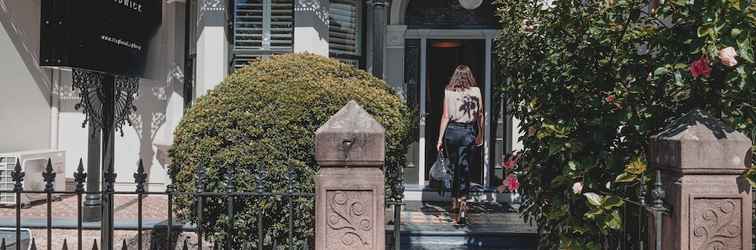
[232, 0, 294, 69]
[329, 0, 362, 67]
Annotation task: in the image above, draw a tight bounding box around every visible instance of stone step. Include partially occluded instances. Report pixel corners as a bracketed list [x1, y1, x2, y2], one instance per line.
[387, 224, 538, 250]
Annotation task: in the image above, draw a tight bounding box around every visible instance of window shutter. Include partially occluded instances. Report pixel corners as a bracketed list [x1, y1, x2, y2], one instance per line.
[329, 0, 362, 66]
[234, 0, 264, 49]
[232, 0, 294, 69]
[270, 0, 294, 50]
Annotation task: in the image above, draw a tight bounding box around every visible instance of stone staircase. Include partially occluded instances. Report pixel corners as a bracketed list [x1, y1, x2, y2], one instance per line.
[387, 201, 539, 250]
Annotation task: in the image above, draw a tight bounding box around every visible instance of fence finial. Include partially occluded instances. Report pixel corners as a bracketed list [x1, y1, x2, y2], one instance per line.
[62, 239, 68, 250]
[134, 159, 147, 193]
[43, 158, 56, 192]
[104, 162, 117, 193]
[11, 159, 24, 192]
[74, 159, 87, 193]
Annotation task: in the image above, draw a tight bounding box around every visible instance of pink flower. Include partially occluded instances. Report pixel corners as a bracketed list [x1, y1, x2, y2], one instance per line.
[572, 182, 583, 194]
[689, 57, 712, 78]
[501, 152, 521, 170]
[718, 47, 738, 67]
[506, 174, 520, 192]
[605, 95, 615, 103]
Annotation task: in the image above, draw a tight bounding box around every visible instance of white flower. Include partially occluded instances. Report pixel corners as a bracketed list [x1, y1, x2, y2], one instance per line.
[572, 182, 583, 194]
[718, 47, 738, 67]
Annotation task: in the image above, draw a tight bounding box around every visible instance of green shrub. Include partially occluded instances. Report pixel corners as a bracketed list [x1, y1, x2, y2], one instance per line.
[168, 53, 413, 247]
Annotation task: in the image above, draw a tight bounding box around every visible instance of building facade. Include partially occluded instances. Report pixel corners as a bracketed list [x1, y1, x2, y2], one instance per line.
[0, 0, 522, 197]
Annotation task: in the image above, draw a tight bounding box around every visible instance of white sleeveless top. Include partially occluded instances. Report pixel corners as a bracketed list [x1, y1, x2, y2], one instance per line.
[444, 87, 482, 123]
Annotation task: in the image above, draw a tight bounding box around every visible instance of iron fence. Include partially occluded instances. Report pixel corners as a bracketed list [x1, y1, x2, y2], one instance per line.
[0, 157, 405, 250]
[609, 169, 667, 250]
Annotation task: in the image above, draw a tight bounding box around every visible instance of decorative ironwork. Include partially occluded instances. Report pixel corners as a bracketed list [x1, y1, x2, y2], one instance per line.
[72, 69, 139, 135]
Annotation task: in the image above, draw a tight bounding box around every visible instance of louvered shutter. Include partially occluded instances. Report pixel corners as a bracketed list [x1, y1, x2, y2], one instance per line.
[232, 0, 294, 69]
[234, 0, 264, 49]
[329, 0, 362, 66]
[270, 0, 294, 50]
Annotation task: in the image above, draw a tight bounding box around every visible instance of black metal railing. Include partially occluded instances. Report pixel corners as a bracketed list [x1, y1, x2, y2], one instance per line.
[609, 169, 667, 250]
[0, 157, 405, 250]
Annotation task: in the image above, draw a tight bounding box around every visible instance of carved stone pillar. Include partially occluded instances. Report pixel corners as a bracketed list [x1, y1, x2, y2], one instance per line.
[315, 100, 386, 250]
[648, 110, 753, 250]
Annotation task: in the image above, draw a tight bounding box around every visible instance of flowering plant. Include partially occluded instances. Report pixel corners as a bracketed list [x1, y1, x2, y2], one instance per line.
[497, 151, 522, 193]
[495, 0, 755, 247]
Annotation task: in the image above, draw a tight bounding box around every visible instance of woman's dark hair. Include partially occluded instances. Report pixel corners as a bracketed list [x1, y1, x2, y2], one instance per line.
[446, 65, 478, 91]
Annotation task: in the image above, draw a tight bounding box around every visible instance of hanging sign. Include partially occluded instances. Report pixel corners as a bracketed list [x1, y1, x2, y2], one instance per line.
[39, 0, 162, 78]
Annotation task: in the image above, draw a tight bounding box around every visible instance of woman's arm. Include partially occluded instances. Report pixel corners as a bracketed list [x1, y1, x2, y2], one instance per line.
[475, 90, 484, 146]
[437, 94, 450, 152]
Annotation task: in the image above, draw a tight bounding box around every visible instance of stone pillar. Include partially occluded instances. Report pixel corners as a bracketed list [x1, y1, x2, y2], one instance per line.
[649, 110, 753, 250]
[314, 100, 385, 250]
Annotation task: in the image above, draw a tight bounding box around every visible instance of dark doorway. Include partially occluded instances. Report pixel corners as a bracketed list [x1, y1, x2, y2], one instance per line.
[425, 39, 485, 186]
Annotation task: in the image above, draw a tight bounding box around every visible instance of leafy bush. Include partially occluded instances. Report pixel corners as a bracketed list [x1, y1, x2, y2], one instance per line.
[168, 53, 413, 247]
[495, 0, 754, 248]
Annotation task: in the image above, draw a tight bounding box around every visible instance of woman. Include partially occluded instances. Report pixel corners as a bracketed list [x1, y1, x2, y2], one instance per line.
[435, 65, 483, 224]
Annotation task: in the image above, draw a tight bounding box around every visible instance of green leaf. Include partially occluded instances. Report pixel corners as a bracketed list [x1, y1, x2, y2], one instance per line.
[603, 195, 625, 210]
[653, 67, 668, 76]
[745, 167, 756, 188]
[697, 25, 714, 38]
[606, 210, 622, 230]
[584, 192, 603, 207]
[615, 173, 637, 183]
[737, 33, 754, 63]
[584, 207, 603, 219]
[731, 28, 742, 36]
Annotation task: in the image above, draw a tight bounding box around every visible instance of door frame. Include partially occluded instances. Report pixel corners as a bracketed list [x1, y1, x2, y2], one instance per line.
[406, 29, 497, 189]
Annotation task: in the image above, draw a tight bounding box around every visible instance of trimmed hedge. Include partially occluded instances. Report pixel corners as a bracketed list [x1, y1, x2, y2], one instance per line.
[168, 53, 413, 247]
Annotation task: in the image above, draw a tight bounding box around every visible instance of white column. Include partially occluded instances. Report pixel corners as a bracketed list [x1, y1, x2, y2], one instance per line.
[484, 37, 492, 188]
[195, 0, 228, 97]
[418, 37, 427, 186]
[294, 0, 329, 56]
[385, 25, 407, 94]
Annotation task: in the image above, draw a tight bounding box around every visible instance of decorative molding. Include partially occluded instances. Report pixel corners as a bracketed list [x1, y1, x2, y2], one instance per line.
[691, 198, 742, 249]
[326, 190, 374, 249]
[386, 25, 407, 48]
[201, 0, 224, 11]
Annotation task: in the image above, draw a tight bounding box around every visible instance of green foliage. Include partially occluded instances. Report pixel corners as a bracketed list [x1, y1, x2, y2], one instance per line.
[168, 53, 414, 247]
[495, 0, 755, 247]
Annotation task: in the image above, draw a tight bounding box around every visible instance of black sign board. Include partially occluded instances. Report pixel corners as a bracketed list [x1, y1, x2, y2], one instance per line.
[40, 0, 162, 77]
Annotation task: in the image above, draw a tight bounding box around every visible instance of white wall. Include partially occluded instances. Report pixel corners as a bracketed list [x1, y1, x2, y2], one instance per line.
[0, 0, 51, 153]
[0, 0, 186, 191]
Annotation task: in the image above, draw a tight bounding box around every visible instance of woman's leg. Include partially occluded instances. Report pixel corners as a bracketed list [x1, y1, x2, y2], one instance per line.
[456, 128, 476, 223]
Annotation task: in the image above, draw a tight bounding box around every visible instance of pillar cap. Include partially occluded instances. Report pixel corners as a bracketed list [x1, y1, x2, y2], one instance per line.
[315, 100, 385, 167]
[649, 110, 753, 173]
